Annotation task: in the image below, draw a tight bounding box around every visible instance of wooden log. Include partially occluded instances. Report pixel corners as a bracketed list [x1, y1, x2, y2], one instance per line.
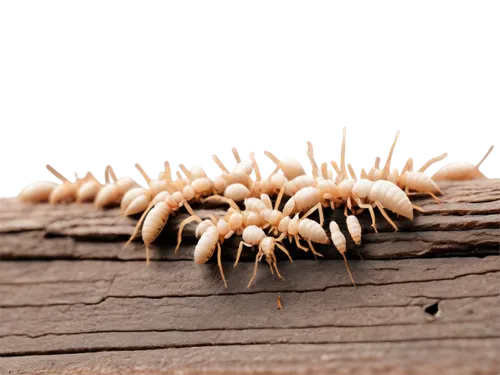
[1, 180, 498, 261]
[0, 180, 499, 374]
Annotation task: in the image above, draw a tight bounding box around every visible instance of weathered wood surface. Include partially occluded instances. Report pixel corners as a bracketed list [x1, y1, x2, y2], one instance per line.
[0, 180, 499, 375]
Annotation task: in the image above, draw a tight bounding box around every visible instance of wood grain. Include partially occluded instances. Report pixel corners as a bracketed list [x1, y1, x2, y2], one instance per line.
[0, 180, 499, 374]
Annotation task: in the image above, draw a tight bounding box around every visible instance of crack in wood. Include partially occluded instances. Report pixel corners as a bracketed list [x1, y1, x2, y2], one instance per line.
[3, 334, 500, 357]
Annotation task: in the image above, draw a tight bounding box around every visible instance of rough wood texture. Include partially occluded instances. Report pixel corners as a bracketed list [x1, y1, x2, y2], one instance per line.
[1, 180, 499, 375]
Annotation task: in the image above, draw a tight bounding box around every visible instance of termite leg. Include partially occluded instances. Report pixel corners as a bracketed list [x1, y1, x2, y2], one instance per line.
[224, 230, 235, 240]
[340, 251, 356, 287]
[294, 235, 310, 252]
[247, 253, 263, 288]
[123, 201, 155, 249]
[374, 201, 399, 232]
[346, 197, 354, 215]
[216, 242, 227, 288]
[274, 186, 286, 210]
[212, 155, 229, 173]
[418, 153, 448, 173]
[276, 242, 293, 262]
[202, 195, 240, 211]
[267, 257, 275, 275]
[412, 204, 425, 213]
[301, 203, 324, 227]
[307, 240, 323, 258]
[271, 253, 284, 280]
[182, 201, 198, 218]
[234, 241, 252, 267]
[208, 214, 219, 226]
[353, 196, 378, 233]
[407, 191, 442, 203]
[276, 232, 287, 242]
[175, 215, 202, 252]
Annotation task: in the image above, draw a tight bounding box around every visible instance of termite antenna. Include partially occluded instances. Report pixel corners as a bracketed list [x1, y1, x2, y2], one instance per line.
[46, 165, 69, 183]
[320, 162, 329, 179]
[340, 128, 347, 180]
[106, 165, 118, 182]
[179, 164, 193, 180]
[306, 141, 320, 179]
[264, 151, 280, 166]
[212, 155, 229, 173]
[232, 147, 241, 163]
[330, 161, 341, 176]
[418, 153, 448, 173]
[341, 252, 356, 287]
[360, 168, 368, 179]
[476, 143, 497, 168]
[135, 163, 151, 184]
[347, 164, 358, 181]
[374, 156, 380, 169]
[382, 129, 401, 179]
[249, 152, 262, 181]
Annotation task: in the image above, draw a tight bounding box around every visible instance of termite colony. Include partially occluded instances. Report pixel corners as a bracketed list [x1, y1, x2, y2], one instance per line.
[19, 130, 494, 288]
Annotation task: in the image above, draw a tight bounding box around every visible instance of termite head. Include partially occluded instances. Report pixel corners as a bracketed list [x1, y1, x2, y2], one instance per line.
[259, 237, 276, 256]
[191, 178, 214, 196]
[228, 210, 243, 230]
[216, 218, 230, 237]
[242, 211, 261, 227]
[172, 191, 184, 203]
[318, 179, 340, 201]
[255, 178, 273, 195]
[351, 179, 373, 199]
[195, 219, 215, 238]
[213, 176, 227, 194]
[191, 165, 208, 179]
[116, 177, 139, 192]
[233, 160, 253, 175]
[223, 183, 251, 202]
[278, 216, 291, 233]
[149, 179, 169, 196]
[165, 194, 178, 208]
[77, 180, 102, 203]
[182, 185, 196, 201]
[278, 158, 306, 180]
[338, 179, 356, 199]
[49, 183, 77, 204]
[260, 207, 271, 223]
[269, 174, 288, 191]
[289, 214, 300, 235]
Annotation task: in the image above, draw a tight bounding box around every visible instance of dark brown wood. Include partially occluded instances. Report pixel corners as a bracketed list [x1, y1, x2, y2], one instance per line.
[0, 180, 499, 375]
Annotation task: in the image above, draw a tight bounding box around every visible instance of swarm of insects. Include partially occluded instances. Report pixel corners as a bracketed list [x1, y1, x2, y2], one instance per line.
[18, 129, 495, 288]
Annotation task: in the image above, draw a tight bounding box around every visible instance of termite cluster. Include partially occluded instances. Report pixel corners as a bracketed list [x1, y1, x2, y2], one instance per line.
[19, 129, 494, 288]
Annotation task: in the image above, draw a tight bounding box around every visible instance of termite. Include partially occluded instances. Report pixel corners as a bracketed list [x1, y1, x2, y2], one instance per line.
[44, 162, 78, 204]
[417, 151, 448, 173]
[249, 152, 288, 198]
[432, 145, 494, 181]
[365, 130, 447, 201]
[194, 226, 227, 287]
[141, 201, 172, 266]
[260, 188, 287, 235]
[368, 157, 383, 181]
[126, 162, 200, 264]
[282, 142, 341, 223]
[346, 215, 362, 245]
[234, 225, 292, 288]
[346, 163, 416, 231]
[179, 164, 215, 200]
[18, 181, 58, 203]
[264, 150, 306, 180]
[333, 128, 416, 232]
[76, 172, 103, 203]
[120, 187, 152, 216]
[94, 166, 139, 209]
[212, 148, 253, 195]
[176, 213, 242, 287]
[329, 221, 356, 286]
[276, 207, 329, 257]
[121, 162, 178, 216]
[44, 162, 102, 204]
